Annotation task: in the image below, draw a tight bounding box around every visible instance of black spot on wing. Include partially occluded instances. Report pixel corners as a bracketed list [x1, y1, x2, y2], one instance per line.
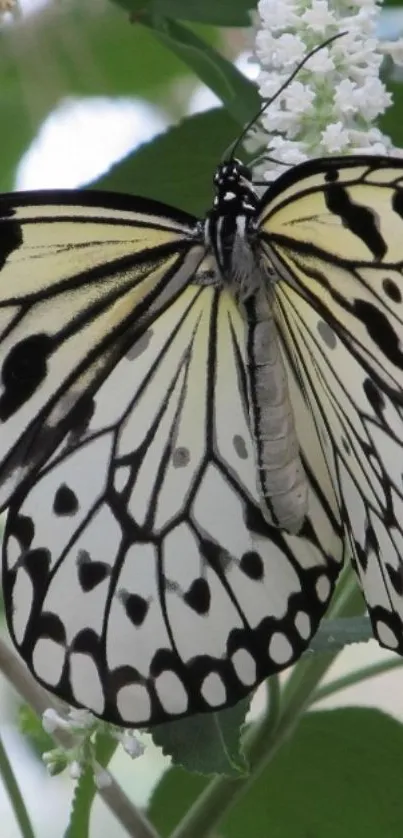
[383, 278, 402, 303]
[67, 394, 96, 441]
[23, 548, 51, 588]
[77, 551, 110, 592]
[353, 300, 403, 367]
[53, 484, 78, 516]
[324, 182, 386, 260]
[124, 593, 149, 626]
[240, 551, 264, 580]
[0, 334, 53, 421]
[184, 578, 211, 615]
[8, 512, 34, 550]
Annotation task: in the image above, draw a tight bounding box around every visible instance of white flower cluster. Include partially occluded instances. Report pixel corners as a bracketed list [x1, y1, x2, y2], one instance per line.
[253, 0, 402, 179]
[42, 706, 144, 784]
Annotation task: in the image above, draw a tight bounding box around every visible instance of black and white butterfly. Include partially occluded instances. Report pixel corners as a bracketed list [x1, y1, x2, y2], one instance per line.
[1, 145, 403, 727]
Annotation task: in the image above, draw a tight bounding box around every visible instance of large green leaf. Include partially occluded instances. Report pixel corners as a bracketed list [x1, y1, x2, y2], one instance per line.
[113, 0, 256, 26]
[149, 708, 403, 837]
[94, 108, 241, 215]
[139, 17, 260, 125]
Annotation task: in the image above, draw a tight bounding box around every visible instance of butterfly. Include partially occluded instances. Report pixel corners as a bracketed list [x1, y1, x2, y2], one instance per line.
[2, 147, 403, 728]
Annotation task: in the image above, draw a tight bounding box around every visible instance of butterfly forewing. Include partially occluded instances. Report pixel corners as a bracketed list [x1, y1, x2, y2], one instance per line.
[3, 283, 341, 726]
[259, 156, 403, 652]
[0, 192, 202, 508]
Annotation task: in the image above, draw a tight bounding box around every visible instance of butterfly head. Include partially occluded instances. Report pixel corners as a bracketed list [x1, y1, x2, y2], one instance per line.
[204, 158, 261, 295]
[211, 158, 259, 218]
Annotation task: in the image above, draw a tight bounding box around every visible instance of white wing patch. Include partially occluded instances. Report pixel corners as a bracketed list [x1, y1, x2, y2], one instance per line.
[3, 285, 341, 726]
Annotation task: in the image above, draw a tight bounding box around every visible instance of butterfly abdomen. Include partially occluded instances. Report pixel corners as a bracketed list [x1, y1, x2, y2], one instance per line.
[243, 289, 308, 534]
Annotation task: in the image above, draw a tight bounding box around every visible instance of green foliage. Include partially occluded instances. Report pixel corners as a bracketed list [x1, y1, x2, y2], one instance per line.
[18, 705, 54, 762]
[380, 80, 403, 148]
[151, 699, 250, 776]
[149, 709, 403, 838]
[95, 109, 241, 215]
[66, 733, 118, 838]
[113, 0, 256, 26]
[138, 16, 259, 124]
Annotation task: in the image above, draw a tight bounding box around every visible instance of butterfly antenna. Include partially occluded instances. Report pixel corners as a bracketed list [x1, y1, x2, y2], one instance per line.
[226, 31, 346, 162]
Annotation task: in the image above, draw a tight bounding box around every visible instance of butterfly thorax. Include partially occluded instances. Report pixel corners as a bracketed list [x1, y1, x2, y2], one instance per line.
[205, 158, 261, 299]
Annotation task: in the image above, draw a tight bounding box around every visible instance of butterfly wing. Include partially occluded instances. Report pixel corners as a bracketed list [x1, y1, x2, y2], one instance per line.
[259, 156, 403, 653]
[3, 281, 342, 726]
[0, 190, 202, 508]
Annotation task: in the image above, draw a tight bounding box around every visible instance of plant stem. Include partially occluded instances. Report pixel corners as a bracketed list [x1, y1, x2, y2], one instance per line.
[0, 641, 161, 838]
[312, 657, 403, 704]
[0, 733, 36, 838]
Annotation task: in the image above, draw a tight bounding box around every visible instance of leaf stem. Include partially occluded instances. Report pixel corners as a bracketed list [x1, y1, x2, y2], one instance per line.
[0, 733, 36, 838]
[312, 657, 403, 704]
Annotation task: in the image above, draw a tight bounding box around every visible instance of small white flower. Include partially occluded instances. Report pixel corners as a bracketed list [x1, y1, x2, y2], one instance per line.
[305, 47, 335, 74]
[258, 72, 291, 99]
[67, 708, 96, 729]
[354, 77, 392, 120]
[283, 81, 315, 115]
[333, 79, 359, 117]
[42, 708, 70, 733]
[70, 760, 83, 780]
[380, 39, 403, 66]
[301, 1, 337, 32]
[271, 33, 306, 69]
[258, 0, 299, 32]
[118, 730, 145, 759]
[94, 769, 112, 789]
[321, 122, 350, 153]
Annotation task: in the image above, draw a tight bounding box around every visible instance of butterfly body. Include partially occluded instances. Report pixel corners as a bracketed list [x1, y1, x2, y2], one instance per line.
[2, 153, 403, 726]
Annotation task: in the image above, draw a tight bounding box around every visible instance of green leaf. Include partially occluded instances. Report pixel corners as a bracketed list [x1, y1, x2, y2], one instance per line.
[140, 17, 260, 124]
[66, 732, 118, 838]
[94, 108, 241, 215]
[151, 699, 250, 776]
[220, 708, 403, 838]
[18, 704, 54, 761]
[150, 708, 403, 837]
[0, 734, 35, 838]
[0, 0, 196, 188]
[149, 767, 208, 836]
[380, 80, 403, 149]
[113, 0, 256, 26]
[308, 616, 372, 653]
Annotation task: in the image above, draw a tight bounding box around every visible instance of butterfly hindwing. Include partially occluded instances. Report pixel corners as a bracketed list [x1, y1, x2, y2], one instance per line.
[259, 156, 403, 652]
[3, 283, 342, 726]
